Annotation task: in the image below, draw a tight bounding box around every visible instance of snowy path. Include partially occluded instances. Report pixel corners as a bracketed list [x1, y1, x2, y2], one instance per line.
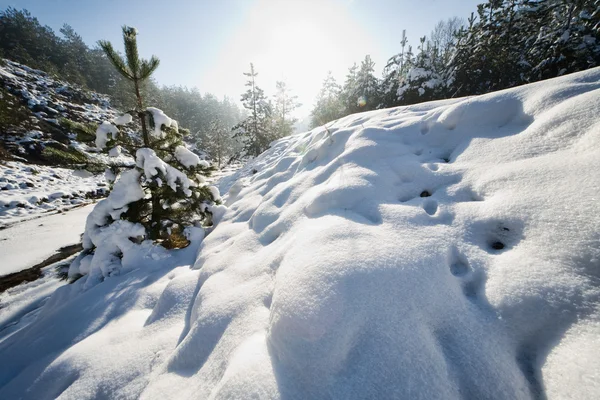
[0, 204, 93, 276]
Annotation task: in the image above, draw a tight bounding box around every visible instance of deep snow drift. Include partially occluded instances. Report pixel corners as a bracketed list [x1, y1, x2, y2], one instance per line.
[1, 68, 600, 399]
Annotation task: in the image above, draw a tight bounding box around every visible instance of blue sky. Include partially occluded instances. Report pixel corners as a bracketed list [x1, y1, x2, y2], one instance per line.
[1, 0, 482, 114]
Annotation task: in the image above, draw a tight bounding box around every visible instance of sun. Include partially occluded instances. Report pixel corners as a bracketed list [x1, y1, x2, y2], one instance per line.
[205, 0, 375, 117]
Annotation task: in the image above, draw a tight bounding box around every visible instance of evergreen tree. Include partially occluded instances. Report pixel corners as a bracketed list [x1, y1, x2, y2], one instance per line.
[89, 26, 218, 248]
[340, 63, 360, 115]
[356, 55, 382, 110]
[273, 81, 301, 138]
[525, 0, 600, 81]
[381, 30, 408, 108]
[98, 26, 160, 145]
[310, 71, 344, 128]
[397, 36, 448, 104]
[448, 12, 480, 97]
[233, 63, 275, 157]
[203, 118, 235, 168]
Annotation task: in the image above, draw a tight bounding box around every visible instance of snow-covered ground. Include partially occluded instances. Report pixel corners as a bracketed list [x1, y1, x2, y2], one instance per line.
[1, 68, 600, 399]
[0, 162, 105, 227]
[0, 204, 93, 276]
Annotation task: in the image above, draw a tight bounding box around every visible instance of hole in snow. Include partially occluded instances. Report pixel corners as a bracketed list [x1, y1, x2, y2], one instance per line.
[490, 241, 505, 250]
[420, 190, 432, 198]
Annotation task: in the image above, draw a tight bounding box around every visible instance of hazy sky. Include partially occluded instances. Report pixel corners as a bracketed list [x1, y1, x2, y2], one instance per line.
[2, 0, 481, 116]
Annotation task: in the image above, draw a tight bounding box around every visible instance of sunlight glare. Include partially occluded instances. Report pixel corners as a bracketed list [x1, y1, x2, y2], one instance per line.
[204, 0, 377, 119]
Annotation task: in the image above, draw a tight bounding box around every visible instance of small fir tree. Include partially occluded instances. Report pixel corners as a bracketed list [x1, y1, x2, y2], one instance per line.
[68, 26, 220, 285]
[340, 63, 360, 115]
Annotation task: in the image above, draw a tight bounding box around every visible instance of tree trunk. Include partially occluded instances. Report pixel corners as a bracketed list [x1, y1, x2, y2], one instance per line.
[134, 79, 150, 147]
[134, 78, 159, 238]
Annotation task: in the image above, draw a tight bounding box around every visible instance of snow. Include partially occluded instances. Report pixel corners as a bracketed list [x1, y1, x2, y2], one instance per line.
[114, 113, 133, 126]
[0, 162, 106, 227]
[147, 107, 174, 138]
[136, 148, 195, 196]
[1, 68, 600, 399]
[108, 145, 122, 157]
[174, 145, 209, 169]
[0, 204, 93, 276]
[103, 169, 144, 210]
[95, 121, 118, 149]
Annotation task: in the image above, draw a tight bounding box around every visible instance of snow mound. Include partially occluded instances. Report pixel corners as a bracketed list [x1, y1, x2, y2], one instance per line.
[147, 107, 174, 139]
[174, 145, 210, 169]
[95, 121, 118, 149]
[1, 68, 600, 399]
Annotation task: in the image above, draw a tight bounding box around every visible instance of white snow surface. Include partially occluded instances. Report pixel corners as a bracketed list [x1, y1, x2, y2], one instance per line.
[174, 145, 209, 169]
[147, 107, 174, 139]
[114, 113, 133, 126]
[94, 121, 118, 149]
[0, 204, 93, 276]
[0, 162, 106, 227]
[1, 69, 600, 399]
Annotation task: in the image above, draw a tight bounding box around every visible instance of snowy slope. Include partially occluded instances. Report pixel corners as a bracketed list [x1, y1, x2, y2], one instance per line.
[0, 162, 105, 227]
[1, 68, 600, 399]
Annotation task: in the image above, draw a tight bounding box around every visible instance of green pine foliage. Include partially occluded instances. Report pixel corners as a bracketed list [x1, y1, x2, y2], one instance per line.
[310, 71, 344, 128]
[98, 26, 159, 145]
[96, 26, 217, 249]
[233, 63, 276, 157]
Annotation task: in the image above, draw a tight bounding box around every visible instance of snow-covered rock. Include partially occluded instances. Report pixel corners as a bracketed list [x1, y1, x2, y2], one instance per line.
[1, 68, 600, 399]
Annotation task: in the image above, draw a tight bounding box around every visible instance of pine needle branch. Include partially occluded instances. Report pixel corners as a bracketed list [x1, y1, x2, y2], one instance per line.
[97, 40, 133, 80]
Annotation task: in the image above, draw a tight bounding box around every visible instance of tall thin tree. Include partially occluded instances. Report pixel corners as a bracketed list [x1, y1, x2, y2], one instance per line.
[98, 26, 159, 146]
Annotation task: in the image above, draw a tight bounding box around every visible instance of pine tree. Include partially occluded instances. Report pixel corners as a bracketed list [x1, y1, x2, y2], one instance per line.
[340, 63, 360, 115]
[525, 0, 600, 81]
[310, 71, 344, 128]
[381, 30, 408, 108]
[354, 55, 382, 111]
[85, 26, 218, 252]
[449, 11, 486, 97]
[233, 63, 275, 157]
[273, 81, 301, 138]
[203, 118, 235, 168]
[98, 26, 159, 146]
[396, 37, 447, 104]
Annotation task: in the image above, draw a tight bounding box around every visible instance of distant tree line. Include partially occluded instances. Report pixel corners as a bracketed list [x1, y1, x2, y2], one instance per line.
[232, 63, 300, 157]
[311, 0, 600, 127]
